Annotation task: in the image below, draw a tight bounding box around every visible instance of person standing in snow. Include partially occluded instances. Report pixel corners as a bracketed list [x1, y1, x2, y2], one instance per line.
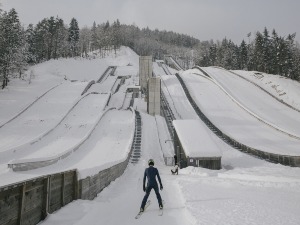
[140, 159, 163, 212]
[171, 163, 179, 175]
[174, 154, 178, 165]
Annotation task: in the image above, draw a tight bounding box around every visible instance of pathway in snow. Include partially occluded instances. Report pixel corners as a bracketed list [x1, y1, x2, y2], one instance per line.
[39, 113, 194, 225]
[40, 165, 193, 225]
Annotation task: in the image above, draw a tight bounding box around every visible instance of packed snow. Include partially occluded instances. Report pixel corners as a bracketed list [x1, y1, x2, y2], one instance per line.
[234, 70, 300, 111]
[0, 47, 300, 224]
[179, 70, 300, 156]
[203, 67, 300, 139]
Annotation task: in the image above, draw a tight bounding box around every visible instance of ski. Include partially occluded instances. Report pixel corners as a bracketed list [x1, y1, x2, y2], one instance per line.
[158, 200, 165, 216]
[158, 208, 163, 216]
[135, 200, 151, 219]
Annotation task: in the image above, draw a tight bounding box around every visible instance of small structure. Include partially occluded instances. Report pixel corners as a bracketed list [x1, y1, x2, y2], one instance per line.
[139, 56, 153, 94]
[173, 120, 222, 170]
[147, 77, 161, 116]
[127, 85, 140, 98]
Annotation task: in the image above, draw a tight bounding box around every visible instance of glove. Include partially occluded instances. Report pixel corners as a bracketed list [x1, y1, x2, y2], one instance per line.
[143, 186, 146, 192]
[160, 185, 163, 191]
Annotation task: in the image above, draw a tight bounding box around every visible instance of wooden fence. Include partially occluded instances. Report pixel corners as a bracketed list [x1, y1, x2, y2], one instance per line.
[1, 155, 135, 225]
[0, 170, 77, 225]
[0, 109, 136, 225]
[0, 158, 133, 225]
[79, 159, 130, 200]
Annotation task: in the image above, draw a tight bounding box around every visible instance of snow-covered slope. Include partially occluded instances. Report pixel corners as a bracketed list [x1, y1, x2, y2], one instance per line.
[0, 82, 86, 162]
[9, 93, 109, 166]
[180, 70, 300, 156]
[0, 46, 139, 174]
[234, 70, 300, 111]
[202, 67, 300, 139]
[1, 48, 300, 225]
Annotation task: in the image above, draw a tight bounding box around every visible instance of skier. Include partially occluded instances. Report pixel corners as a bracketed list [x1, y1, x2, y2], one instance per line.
[174, 154, 177, 165]
[171, 163, 179, 175]
[140, 159, 163, 212]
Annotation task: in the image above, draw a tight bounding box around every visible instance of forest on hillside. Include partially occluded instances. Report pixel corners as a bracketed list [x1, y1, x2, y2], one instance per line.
[1, 7, 300, 89]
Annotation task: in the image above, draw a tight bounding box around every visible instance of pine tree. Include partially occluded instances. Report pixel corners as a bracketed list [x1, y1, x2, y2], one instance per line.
[262, 27, 272, 73]
[239, 40, 248, 70]
[54, 17, 68, 59]
[33, 19, 49, 62]
[91, 21, 97, 51]
[26, 24, 36, 63]
[247, 41, 255, 71]
[79, 26, 91, 57]
[285, 33, 296, 78]
[68, 18, 79, 57]
[0, 8, 23, 88]
[46, 16, 56, 60]
[253, 32, 264, 71]
[270, 29, 280, 74]
[112, 19, 121, 54]
[209, 44, 217, 66]
[14, 27, 29, 78]
[97, 24, 105, 56]
[103, 21, 111, 52]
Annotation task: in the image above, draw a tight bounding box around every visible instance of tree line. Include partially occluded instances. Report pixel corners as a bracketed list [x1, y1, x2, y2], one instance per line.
[1, 7, 300, 89]
[196, 28, 300, 81]
[0, 8, 80, 88]
[0, 7, 198, 88]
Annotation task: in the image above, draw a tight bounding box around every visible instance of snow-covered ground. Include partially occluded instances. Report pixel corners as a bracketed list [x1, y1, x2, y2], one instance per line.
[0, 47, 139, 181]
[0, 82, 86, 161]
[179, 70, 300, 156]
[234, 70, 300, 111]
[203, 67, 300, 139]
[0, 48, 300, 224]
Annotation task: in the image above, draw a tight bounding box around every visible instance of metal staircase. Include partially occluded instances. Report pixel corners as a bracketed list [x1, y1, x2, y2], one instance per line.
[130, 111, 142, 163]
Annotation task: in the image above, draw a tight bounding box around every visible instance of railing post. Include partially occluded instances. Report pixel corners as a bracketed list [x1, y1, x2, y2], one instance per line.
[18, 183, 26, 225]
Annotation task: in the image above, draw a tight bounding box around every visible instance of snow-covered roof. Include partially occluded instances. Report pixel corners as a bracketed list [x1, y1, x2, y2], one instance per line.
[126, 85, 140, 89]
[173, 120, 222, 158]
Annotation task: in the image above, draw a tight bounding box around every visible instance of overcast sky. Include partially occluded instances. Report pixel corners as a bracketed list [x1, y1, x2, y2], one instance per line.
[1, 0, 300, 44]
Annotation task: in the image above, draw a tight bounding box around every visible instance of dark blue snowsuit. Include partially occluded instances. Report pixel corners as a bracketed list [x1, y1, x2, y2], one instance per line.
[140, 165, 163, 209]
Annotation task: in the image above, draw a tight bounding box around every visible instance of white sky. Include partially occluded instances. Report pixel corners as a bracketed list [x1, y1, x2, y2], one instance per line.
[1, 0, 300, 44]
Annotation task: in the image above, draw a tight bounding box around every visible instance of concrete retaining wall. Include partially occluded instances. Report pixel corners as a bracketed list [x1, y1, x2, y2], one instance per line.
[139, 56, 153, 93]
[147, 77, 161, 116]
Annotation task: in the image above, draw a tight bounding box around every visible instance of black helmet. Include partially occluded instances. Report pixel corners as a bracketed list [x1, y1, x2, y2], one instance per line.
[148, 159, 154, 166]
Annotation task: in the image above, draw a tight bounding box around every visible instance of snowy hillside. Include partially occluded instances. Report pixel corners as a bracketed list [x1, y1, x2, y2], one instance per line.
[233, 70, 300, 111]
[0, 48, 300, 225]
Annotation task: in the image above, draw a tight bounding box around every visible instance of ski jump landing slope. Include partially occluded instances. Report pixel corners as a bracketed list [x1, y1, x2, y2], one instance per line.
[180, 70, 300, 157]
[160, 75, 198, 120]
[0, 82, 86, 162]
[0, 109, 135, 186]
[8, 93, 110, 169]
[201, 67, 300, 139]
[7, 74, 123, 170]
